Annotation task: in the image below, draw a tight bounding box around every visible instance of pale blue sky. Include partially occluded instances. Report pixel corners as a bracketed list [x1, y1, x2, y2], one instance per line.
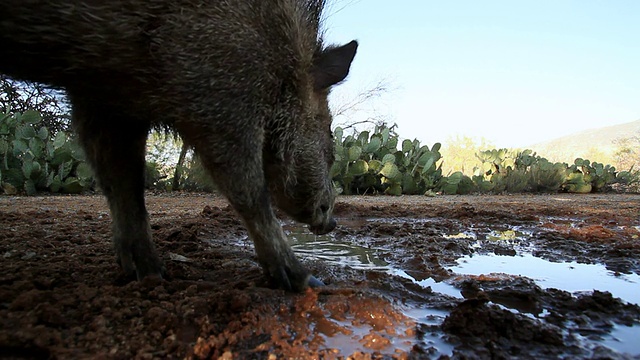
[323, 1, 640, 148]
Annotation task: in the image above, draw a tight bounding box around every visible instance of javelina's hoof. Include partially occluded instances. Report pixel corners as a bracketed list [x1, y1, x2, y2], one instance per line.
[267, 264, 324, 292]
[309, 217, 337, 235]
[307, 275, 325, 287]
[117, 254, 165, 281]
[136, 265, 166, 281]
[120, 267, 166, 282]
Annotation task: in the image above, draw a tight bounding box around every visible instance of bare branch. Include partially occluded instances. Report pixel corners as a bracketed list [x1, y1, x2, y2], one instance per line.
[339, 119, 379, 132]
[324, 0, 363, 20]
[332, 78, 389, 118]
[0, 75, 71, 134]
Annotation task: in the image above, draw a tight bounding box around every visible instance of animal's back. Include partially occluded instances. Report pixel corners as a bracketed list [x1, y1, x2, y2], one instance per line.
[1, 1, 148, 85]
[0, 0, 321, 97]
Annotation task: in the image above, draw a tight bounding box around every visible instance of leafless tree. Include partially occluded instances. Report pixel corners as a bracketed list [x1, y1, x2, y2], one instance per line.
[0, 75, 70, 134]
[331, 78, 393, 132]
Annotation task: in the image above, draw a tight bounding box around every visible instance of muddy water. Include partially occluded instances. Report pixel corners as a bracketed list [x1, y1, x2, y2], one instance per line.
[285, 218, 640, 358]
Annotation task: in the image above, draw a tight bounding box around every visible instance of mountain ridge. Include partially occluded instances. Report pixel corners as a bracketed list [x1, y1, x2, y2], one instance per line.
[525, 119, 640, 164]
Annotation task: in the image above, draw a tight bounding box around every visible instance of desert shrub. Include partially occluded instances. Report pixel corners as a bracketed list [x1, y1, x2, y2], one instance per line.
[180, 156, 217, 192]
[144, 161, 166, 189]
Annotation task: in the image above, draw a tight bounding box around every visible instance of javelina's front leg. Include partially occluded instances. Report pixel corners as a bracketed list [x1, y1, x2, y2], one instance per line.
[240, 189, 319, 291]
[72, 97, 164, 280]
[216, 171, 317, 291]
[183, 137, 318, 291]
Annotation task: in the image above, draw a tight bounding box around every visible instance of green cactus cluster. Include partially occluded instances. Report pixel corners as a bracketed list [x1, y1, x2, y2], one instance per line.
[438, 171, 475, 195]
[566, 158, 617, 193]
[472, 148, 633, 194]
[528, 158, 567, 192]
[331, 124, 444, 195]
[330, 125, 637, 196]
[2, 109, 637, 196]
[0, 109, 93, 195]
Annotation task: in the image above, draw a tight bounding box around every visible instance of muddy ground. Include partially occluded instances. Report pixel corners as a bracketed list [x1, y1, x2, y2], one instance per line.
[1, 193, 639, 359]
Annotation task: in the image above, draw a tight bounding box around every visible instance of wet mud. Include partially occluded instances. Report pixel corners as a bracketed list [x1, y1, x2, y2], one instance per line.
[1, 193, 639, 359]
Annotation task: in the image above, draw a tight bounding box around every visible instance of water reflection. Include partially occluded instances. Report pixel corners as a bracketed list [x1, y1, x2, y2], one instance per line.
[451, 253, 640, 306]
[285, 225, 389, 270]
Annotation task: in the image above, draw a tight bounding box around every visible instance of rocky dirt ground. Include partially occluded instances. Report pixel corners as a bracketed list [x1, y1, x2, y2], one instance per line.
[1, 193, 639, 359]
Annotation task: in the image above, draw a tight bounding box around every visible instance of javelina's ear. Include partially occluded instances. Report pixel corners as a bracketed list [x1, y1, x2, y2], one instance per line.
[312, 40, 358, 90]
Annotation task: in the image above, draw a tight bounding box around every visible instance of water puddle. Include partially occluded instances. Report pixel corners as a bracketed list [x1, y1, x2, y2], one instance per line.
[284, 221, 640, 357]
[602, 324, 640, 355]
[451, 253, 640, 306]
[388, 268, 462, 299]
[285, 224, 456, 356]
[451, 253, 640, 356]
[285, 224, 464, 299]
[287, 234, 389, 271]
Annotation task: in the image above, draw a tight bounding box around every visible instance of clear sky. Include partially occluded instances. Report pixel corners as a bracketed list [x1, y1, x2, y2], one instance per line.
[322, 0, 640, 148]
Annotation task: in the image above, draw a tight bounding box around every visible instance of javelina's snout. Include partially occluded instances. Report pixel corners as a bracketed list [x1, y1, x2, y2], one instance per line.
[309, 216, 337, 235]
[308, 201, 337, 234]
[289, 200, 337, 235]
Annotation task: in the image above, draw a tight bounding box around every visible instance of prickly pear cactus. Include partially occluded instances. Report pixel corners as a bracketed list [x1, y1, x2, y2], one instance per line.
[331, 125, 628, 196]
[330, 124, 444, 195]
[0, 109, 94, 194]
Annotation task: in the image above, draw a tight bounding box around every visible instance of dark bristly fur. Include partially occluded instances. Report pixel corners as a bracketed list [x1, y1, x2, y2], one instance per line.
[0, 0, 357, 291]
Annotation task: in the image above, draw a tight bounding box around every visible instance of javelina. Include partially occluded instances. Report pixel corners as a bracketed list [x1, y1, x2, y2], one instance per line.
[0, 0, 357, 291]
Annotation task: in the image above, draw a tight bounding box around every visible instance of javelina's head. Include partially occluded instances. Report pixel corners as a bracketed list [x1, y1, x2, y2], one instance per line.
[266, 40, 357, 235]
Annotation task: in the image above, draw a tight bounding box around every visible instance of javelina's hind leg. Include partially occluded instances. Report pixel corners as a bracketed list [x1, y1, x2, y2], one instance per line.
[72, 97, 163, 280]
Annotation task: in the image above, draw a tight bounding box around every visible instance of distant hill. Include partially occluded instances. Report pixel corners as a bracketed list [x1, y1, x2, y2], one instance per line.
[526, 119, 640, 165]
